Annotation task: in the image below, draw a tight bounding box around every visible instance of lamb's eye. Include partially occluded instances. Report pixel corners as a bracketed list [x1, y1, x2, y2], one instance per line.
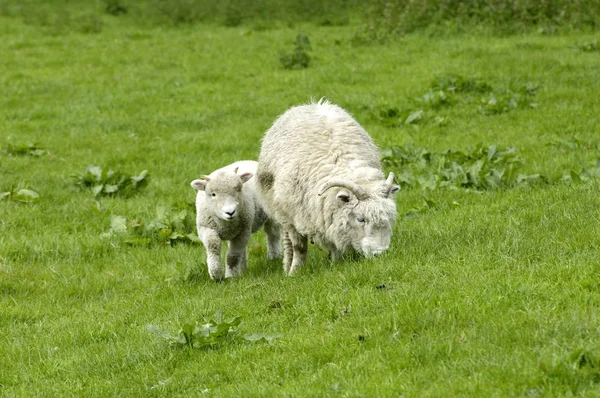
[211, 192, 216, 197]
[357, 216, 365, 223]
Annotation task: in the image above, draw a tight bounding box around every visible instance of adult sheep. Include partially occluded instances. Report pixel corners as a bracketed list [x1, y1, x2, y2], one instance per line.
[191, 161, 281, 281]
[256, 100, 400, 275]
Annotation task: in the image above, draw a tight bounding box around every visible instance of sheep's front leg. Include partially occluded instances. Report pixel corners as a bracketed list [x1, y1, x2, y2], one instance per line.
[225, 232, 250, 278]
[199, 227, 223, 281]
[264, 219, 282, 260]
[287, 228, 307, 276]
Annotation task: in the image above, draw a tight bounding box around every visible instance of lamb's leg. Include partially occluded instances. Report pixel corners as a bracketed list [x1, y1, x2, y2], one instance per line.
[199, 227, 223, 281]
[282, 230, 293, 274]
[225, 232, 250, 278]
[287, 227, 308, 276]
[264, 219, 282, 260]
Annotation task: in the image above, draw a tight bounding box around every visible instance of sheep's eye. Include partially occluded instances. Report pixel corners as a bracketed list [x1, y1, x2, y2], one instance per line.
[357, 216, 365, 223]
[211, 192, 216, 197]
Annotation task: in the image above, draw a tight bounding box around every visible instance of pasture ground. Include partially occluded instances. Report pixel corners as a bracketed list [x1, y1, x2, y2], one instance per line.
[1, 12, 600, 396]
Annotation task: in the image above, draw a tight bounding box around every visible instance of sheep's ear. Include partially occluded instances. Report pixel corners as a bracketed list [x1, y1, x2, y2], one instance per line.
[389, 184, 400, 196]
[190, 179, 208, 191]
[239, 172, 253, 184]
[336, 189, 351, 204]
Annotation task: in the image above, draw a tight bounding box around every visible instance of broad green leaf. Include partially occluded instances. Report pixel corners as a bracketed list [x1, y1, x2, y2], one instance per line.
[131, 170, 148, 183]
[187, 233, 201, 243]
[92, 185, 104, 197]
[157, 228, 173, 243]
[104, 184, 119, 194]
[87, 165, 103, 181]
[181, 324, 195, 346]
[487, 145, 497, 161]
[13, 189, 40, 203]
[244, 333, 282, 343]
[485, 172, 502, 189]
[109, 215, 128, 234]
[405, 110, 423, 125]
[503, 164, 518, 186]
[146, 219, 168, 232]
[169, 232, 185, 240]
[30, 149, 46, 156]
[467, 160, 484, 186]
[194, 323, 213, 337]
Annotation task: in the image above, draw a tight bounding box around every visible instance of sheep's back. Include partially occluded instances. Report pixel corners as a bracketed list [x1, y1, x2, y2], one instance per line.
[257, 102, 382, 233]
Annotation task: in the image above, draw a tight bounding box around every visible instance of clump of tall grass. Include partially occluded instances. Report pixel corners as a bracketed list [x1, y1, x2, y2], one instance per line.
[2, 0, 598, 36]
[353, 0, 600, 42]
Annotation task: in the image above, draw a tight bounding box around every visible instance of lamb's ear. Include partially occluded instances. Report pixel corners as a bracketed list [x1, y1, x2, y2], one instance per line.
[190, 179, 208, 191]
[336, 189, 351, 204]
[239, 172, 253, 184]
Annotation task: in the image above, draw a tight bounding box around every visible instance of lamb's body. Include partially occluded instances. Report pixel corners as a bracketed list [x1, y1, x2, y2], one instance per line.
[257, 101, 400, 274]
[192, 161, 281, 280]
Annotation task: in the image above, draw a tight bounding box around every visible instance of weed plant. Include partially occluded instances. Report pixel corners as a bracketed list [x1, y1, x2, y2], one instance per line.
[280, 32, 312, 70]
[73, 166, 149, 198]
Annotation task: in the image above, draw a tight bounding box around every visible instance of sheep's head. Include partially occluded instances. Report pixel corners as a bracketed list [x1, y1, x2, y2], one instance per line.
[319, 172, 400, 256]
[190, 168, 253, 221]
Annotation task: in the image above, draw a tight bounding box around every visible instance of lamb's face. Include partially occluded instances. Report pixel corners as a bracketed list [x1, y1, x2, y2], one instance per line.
[191, 171, 253, 221]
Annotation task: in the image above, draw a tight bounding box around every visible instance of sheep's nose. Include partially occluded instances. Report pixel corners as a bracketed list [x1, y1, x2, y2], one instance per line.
[225, 209, 236, 217]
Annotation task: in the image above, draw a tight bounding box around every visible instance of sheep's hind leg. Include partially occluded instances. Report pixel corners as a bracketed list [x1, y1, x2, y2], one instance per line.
[200, 227, 223, 281]
[264, 219, 282, 260]
[282, 231, 293, 274]
[287, 228, 307, 276]
[225, 233, 250, 278]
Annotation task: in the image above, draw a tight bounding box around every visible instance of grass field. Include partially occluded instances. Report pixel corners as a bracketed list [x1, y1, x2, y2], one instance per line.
[1, 9, 600, 397]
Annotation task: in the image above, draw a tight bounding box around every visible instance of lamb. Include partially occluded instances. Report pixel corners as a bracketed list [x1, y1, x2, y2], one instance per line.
[256, 100, 400, 275]
[190, 160, 281, 281]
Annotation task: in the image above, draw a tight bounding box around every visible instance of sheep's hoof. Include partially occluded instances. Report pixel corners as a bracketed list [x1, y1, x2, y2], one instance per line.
[209, 270, 225, 282]
[225, 268, 243, 279]
[287, 264, 302, 276]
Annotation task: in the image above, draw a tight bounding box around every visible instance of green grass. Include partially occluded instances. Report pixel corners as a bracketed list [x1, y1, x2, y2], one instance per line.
[1, 12, 600, 396]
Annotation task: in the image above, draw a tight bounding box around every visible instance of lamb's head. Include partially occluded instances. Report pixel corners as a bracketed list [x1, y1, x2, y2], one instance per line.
[191, 168, 253, 221]
[319, 172, 400, 256]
